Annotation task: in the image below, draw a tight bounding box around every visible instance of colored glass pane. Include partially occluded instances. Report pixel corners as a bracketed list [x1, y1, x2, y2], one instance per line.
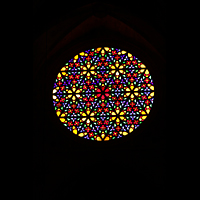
[52, 47, 155, 141]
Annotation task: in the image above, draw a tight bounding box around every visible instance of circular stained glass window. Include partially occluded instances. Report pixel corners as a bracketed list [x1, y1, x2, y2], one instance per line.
[52, 47, 155, 141]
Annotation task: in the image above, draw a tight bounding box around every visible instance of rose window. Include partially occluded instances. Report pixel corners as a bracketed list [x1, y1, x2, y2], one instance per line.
[52, 47, 155, 141]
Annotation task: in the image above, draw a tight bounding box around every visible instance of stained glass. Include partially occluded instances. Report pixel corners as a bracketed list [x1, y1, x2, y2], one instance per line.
[52, 47, 155, 141]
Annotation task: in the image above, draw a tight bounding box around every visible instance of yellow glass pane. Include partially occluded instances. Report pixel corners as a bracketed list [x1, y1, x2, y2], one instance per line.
[120, 116, 125, 121]
[56, 110, 61, 117]
[81, 71, 87, 76]
[82, 66, 87, 71]
[115, 61, 119, 68]
[111, 112, 116, 116]
[101, 133, 105, 139]
[139, 69, 145, 73]
[72, 87, 76, 92]
[116, 118, 120, 123]
[129, 124, 134, 133]
[73, 128, 77, 135]
[91, 71, 97, 75]
[120, 111, 125, 115]
[119, 65, 124, 70]
[53, 95, 57, 99]
[90, 117, 96, 122]
[87, 64, 91, 69]
[116, 108, 120, 114]
[90, 112, 95, 117]
[125, 93, 131, 97]
[87, 72, 91, 78]
[78, 133, 84, 137]
[143, 115, 148, 120]
[110, 70, 116, 75]
[119, 70, 125, 74]
[130, 85, 134, 90]
[86, 109, 90, 115]
[61, 67, 66, 71]
[122, 51, 127, 54]
[140, 64, 146, 68]
[81, 117, 86, 122]
[62, 72, 67, 76]
[66, 94, 72, 99]
[111, 65, 116, 69]
[60, 118, 65, 123]
[139, 115, 147, 121]
[145, 69, 150, 75]
[128, 53, 132, 58]
[111, 117, 116, 121]
[119, 132, 123, 135]
[101, 49, 105, 54]
[126, 88, 131, 92]
[86, 119, 90, 124]
[68, 90, 72, 93]
[123, 132, 128, 136]
[140, 111, 146, 115]
[104, 136, 110, 141]
[61, 113, 65, 117]
[56, 99, 59, 102]
[134, 92, 139, 96]
[58, 73, 61, 78]
[104, 47, 110, 51]
[97, 137, 102, 141]
[74, 55, 78, 60]
[150, 92, 155, 97]
[146, 107, 150, 113]
[72, 96, 76, 101]
[148, 92, 154, 99]
[146, 106, 151, 114]
[82, 113, 87, 117]
[130, 94, 135, 99]
[150, 85, 154, 90]
[134, 87, 140, 91]
[79, 52, 84, 56]
[129, 128, 134, 133]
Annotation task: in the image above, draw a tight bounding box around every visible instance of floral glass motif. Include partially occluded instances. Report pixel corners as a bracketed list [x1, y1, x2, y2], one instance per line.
[52, 47, 155, 141]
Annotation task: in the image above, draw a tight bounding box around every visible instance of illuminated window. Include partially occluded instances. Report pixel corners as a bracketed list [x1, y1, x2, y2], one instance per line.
[52, 47, 155, 141]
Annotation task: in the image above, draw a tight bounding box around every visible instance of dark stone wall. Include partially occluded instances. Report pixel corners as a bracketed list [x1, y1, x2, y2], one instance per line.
[33, 1, 166, 199]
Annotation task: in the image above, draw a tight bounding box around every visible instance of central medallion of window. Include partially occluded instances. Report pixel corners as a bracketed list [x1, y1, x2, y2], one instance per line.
[52, 47, 155, 141]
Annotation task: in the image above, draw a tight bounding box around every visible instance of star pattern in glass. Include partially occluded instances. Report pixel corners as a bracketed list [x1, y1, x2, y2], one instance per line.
[52, 47, 155, 141]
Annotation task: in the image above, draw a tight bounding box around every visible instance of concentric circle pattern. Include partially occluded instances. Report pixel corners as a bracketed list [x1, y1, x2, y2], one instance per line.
[52, 47, 155, 141]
